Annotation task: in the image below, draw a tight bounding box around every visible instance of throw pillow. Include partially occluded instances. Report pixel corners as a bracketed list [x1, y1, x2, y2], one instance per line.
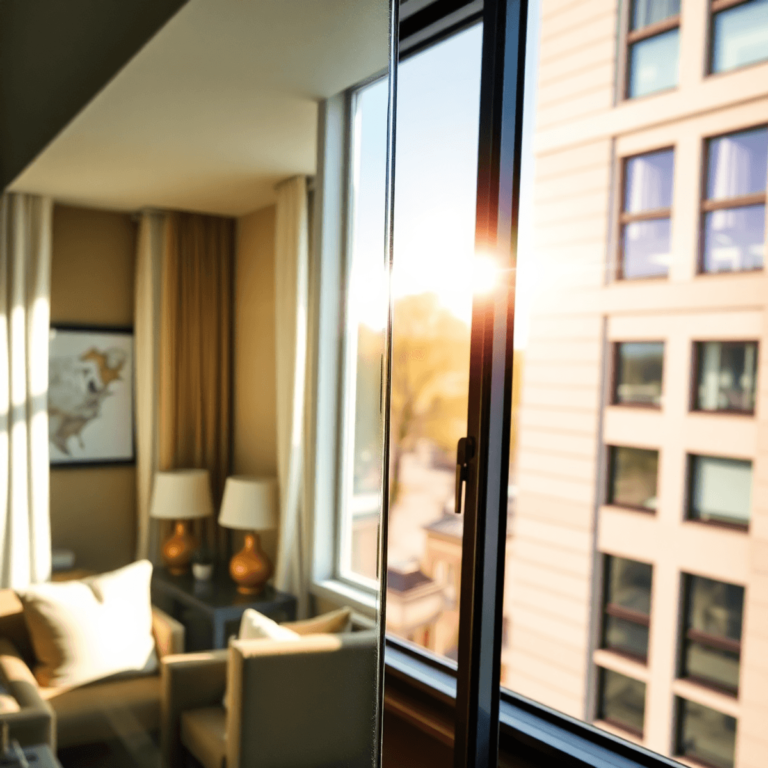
[281, 606, 352, 636]
[17, 560, 157, 689]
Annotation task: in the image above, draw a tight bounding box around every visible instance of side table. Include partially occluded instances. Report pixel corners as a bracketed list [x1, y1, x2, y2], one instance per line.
[151, 568, 297, 650]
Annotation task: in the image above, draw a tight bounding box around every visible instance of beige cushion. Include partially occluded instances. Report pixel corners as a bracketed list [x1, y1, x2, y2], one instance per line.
[0, 672, 20, 714]
[238, 609, 301, 642]
[281, 606, 352, 636]
[17, 560, 157, 688]
[181, 706, 226, 768]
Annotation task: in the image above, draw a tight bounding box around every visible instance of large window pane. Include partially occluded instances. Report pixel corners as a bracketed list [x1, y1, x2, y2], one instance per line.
[629, 29, 679, 98]
[689, 456, 752, 526]
[597, 669, 646, 735]
[608, 447, 659, 510]
[624, 151, 675, 211]
[614, 342, 664, 405]
[712, 0, 768, 73]
[603, 556, 653, 659]
[703, 205, 766, 273]
[707, 128, 768, 200]
[622, 219, 671, 278]
[695, 341, 758, 413]
[677, 699, 737, 768]
[631, 0, 680, 30]
[606, 557, 653, 614]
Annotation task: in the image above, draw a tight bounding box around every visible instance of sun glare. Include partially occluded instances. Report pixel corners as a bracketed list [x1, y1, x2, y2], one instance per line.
[472, 253, 502, 295]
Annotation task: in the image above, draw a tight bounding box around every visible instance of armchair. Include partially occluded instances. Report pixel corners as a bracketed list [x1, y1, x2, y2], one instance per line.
[162, 626, 378, 768]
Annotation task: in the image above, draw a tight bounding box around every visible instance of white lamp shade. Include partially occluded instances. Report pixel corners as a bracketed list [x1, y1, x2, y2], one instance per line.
[218, 476, 278, 531]
[150, 469, 214, 520]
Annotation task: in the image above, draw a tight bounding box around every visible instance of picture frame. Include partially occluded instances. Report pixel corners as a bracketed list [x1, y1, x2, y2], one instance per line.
[48, 324, 135, 467]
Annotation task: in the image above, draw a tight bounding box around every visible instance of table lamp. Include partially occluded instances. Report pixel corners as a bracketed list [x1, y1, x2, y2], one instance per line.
[218, 476, 278, 595]
[150, 469, 214, 575]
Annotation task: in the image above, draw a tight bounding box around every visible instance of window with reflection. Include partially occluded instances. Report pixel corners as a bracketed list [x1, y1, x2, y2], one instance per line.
[694, 341, 758, 413]
[711, 0, 768, 74]
[602, 556, 653, 661]
[677, 698, 737, 768]
[688, 455, 752, 527]
[597, 668, 646, 736]
[620, 149, 674, 279]
[608, 446, 659, 510]
[681, 575, 744, 694]
[627, 0, 680, 98]
[702, 126, 767, 274]
[614, 342, 664, 406]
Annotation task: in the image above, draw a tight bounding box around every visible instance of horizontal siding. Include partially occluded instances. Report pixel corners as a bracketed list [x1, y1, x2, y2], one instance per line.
[521, 384, 600, 411]
[518, 450, 597, 484]
[510, 560, 593, 600]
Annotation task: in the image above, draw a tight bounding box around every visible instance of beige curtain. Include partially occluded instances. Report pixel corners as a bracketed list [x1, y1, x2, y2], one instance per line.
[0, 192, 53, 588]
[134, 211, 165, 562]
[274, 177, 310, 615]
[158, 212, 234, 557]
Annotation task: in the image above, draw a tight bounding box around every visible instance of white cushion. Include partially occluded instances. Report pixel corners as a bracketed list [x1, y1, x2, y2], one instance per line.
[238, 609, 301, 643]
[17, 560, 157, 688]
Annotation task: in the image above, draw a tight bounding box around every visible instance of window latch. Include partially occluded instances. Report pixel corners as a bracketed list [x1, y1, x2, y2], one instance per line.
[454, 436, 475, 515]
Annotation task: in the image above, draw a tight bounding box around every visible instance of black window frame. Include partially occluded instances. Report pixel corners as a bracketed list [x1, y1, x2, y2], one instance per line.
[611, 341, 665, 409]
[708, 0, 768, 76]
[685, 453, 752, 531]
[674, 696, 738, 768]
[690, 340, 759, 415]
[606, 445, 660, 513]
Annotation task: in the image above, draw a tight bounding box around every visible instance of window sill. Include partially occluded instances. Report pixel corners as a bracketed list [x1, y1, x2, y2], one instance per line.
[310, 578, 378, 618]
[593, 649, 649, 681]
[671, 678, 740, 718]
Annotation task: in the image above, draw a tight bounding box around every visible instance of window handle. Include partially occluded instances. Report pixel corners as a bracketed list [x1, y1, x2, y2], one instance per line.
[454, 437, 475, 515]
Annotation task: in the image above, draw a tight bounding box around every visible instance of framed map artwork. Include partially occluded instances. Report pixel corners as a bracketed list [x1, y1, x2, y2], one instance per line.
[48, 326, 135, 466]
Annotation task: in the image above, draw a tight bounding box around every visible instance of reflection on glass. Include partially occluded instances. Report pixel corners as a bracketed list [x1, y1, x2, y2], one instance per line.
[608, 447, 659, 510]
[615, 342, 664, 405]
[678, 699, 737, 768]
[712, 0, 768, 73]
[598, 668, 646, 735]
[604, 617, 650, 659]
[695, 341, 757, 413]
[622, 220, 671, 278]
[707, 128, 768, 200]
[624, 151, 675, 211]
[703, 205, 765, 273]
[689, 455, 752, 526]
[603, 556, 652, 659]
[629, 30, 679, 98]
[631, 0, 680, 30]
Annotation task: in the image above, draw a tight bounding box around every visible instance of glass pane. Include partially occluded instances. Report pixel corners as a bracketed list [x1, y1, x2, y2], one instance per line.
[631, 0, 680, 31]
[687, 576, 744, 642]
[690, 456, 752, 526]
[597, 668, 646, 734]
[628, 29, 679, 98]
[695, 341, 758, 413]
[678, 699, 737, 768]
[609, 447, 659, 510]
[707, 128, 768, 200]
[606, 557, 653, 614]
[702, 204, 766, 273]
[624, 150, 675, 212]
[685, 641, 741, 691]
[622, 219, 671, 278]
[615, 342, 664, 405]
[712, 0, 768, 73]
[385, 24, 482, 661]
[604, 616, 650, 658]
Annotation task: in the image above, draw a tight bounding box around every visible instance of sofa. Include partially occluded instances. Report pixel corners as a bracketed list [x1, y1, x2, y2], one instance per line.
[0, 587, 184, 751]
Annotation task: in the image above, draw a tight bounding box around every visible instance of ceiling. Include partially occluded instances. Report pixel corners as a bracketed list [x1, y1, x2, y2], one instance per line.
[9, 0, 389, 217]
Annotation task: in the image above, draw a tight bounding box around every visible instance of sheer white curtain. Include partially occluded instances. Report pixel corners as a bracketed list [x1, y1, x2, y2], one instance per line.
[274, 176, 311, 616]
[134, 211, 165, 563]
[0, 192, 53, 588]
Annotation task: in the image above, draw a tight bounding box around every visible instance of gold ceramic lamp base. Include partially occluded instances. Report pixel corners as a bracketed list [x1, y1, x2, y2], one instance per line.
[229, 532, 272, 595]
[162, 521, 198, 575]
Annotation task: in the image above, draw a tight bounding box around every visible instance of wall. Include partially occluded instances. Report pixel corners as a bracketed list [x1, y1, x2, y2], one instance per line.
[49, 203, 137, 572]
[233, 204, 279, 562]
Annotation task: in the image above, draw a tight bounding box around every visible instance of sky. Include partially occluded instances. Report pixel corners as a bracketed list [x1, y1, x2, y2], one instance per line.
[350, 2, 541, 349]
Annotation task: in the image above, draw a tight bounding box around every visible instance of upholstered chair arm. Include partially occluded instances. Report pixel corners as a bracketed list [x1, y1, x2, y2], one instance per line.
[0, 639, 55, 749]
[160, 650, 228, 768]
[151, 606, 185, 658]
[227, 630, 378, 768]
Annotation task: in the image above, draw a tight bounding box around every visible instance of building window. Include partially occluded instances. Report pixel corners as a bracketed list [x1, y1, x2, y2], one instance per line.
[597, 667, 646, 736]
[613, 342, 664, 406]
[608, 446, 659, 511]
[688, 455, 752, 527]
[694, 341, 758, 413]
[676, 698, 737, 768]
[711, 0, 768, 74]
[681, 575, 744, 694]
[626, 0, 680, 98]
[701, 126, 767, 274]
[619, 149, 674, 279]
[602, 556, 653, 661]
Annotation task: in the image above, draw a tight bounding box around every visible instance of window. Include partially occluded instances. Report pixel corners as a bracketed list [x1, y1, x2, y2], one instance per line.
[602, 556, 653, 661]
[681, 575, 744, 694]
[619, 149, 674, 279]
[694, 341, 758, 413]
[676, 698, 737, 768]
[626, 0, 680, 98]
[608, 446, 659, 510]
[596, 668, 647, 736]
[688, 455, 752, 527]
[701, 126, 767, 274]
[711, 0, 768, 74]
[613, 342, 664, 406]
